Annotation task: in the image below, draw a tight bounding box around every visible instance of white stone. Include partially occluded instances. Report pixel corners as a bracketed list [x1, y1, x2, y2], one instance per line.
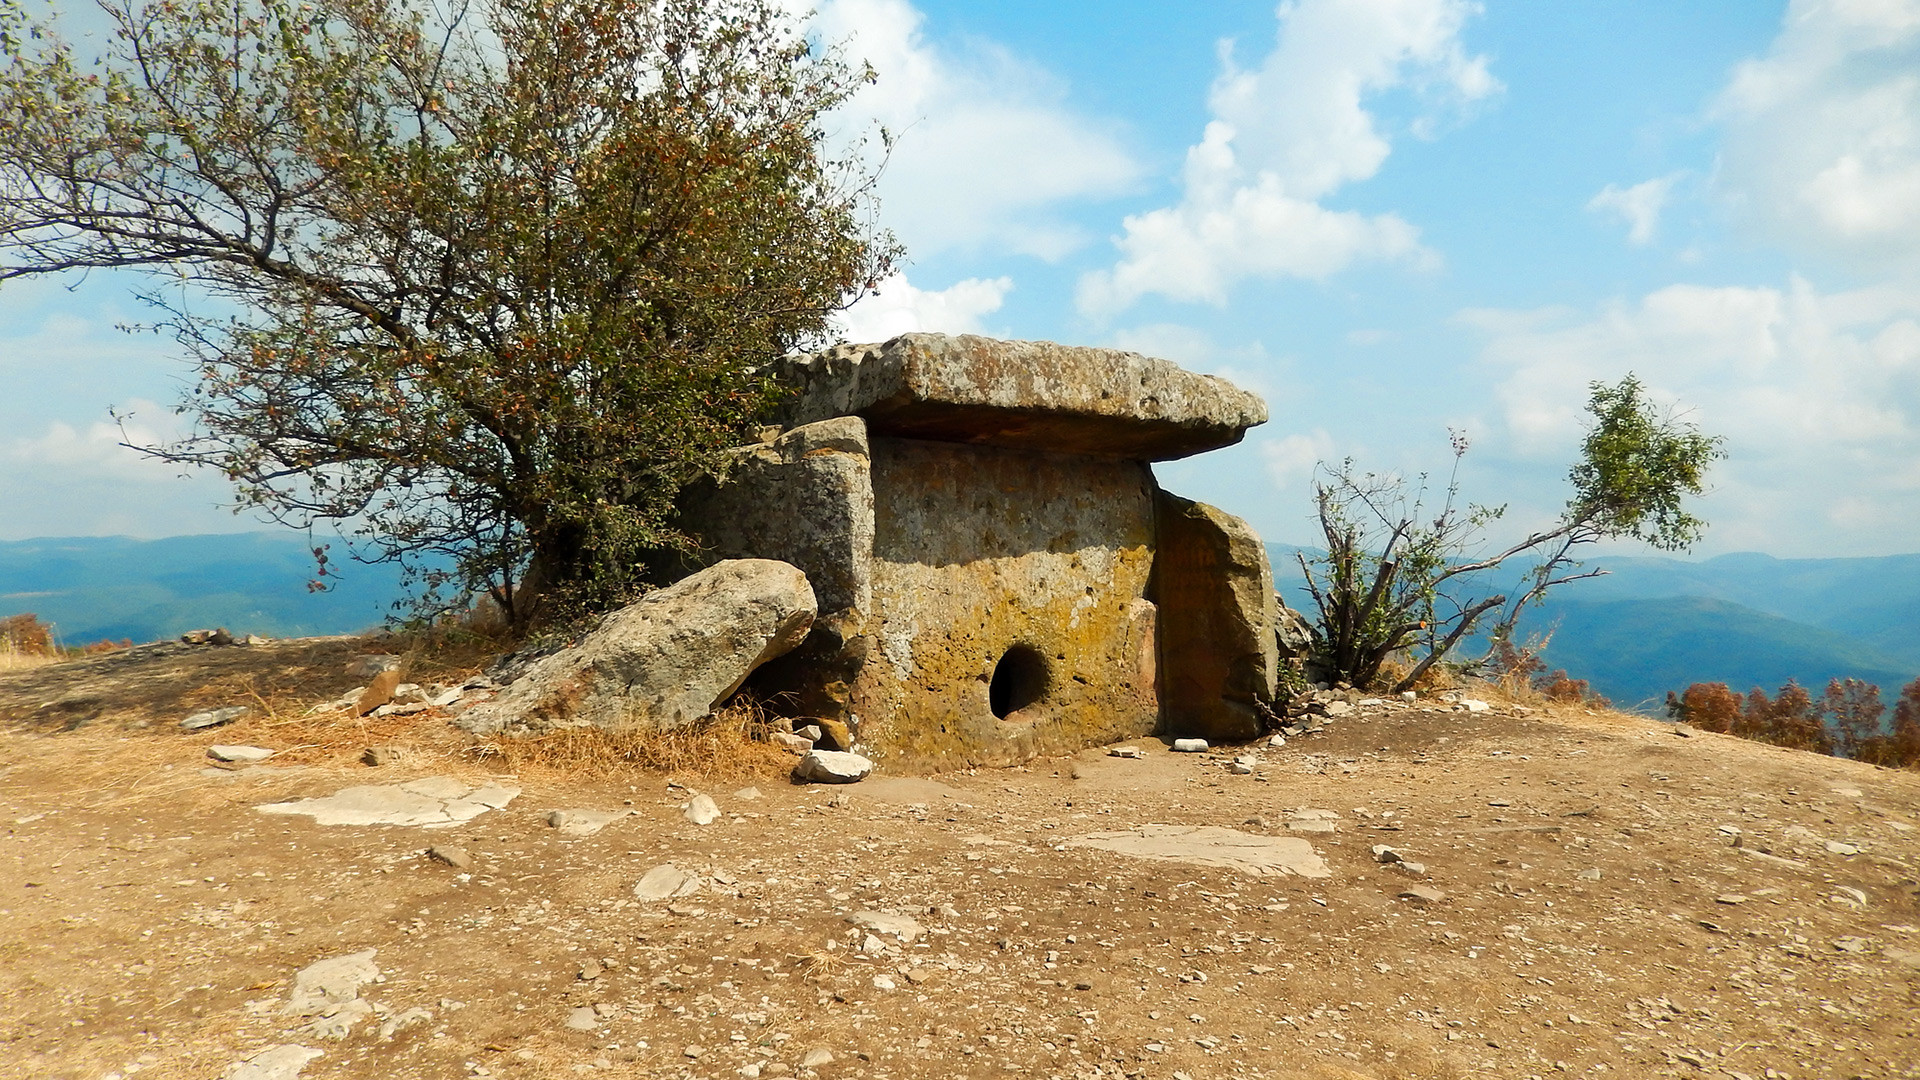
[847, 910, 926, 942]
[223, 1045, 323, 1080]
[792, 750, 873, 784]
[209, 745, 275, 763]
[1170, 738, 1208, 753]
[633, 864, 704, 901]
[684, 794, 721, 825]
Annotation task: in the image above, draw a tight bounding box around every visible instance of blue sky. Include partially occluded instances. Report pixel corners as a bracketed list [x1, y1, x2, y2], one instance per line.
[4, 0, 1919, 559]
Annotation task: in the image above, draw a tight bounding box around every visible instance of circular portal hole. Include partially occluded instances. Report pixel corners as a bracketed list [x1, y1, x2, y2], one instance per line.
[989, 644, 1051, 720]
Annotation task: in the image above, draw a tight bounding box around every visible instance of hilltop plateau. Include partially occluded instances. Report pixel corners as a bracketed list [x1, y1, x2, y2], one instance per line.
[2, 638, 1917, 1080]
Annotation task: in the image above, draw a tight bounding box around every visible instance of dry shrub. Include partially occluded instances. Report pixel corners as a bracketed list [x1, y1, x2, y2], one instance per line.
[466, 697, 795, 782]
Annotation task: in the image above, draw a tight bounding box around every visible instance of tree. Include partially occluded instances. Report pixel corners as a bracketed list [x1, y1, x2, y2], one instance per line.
[0, 0, 896, 629]
[1764, 680, 1830, 754]
[1666, 681, 1741, 734]
[1823, 678, 1883, 759]
[1894, 678, 1920, 764]
[1296, 375, 1724, 692]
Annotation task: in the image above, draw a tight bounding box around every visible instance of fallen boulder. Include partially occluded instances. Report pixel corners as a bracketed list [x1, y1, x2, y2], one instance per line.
[458, 559, 817, 736]
[793, 749, 873, 784]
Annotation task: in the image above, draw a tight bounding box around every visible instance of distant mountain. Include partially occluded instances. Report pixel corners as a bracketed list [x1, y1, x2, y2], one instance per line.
[1270, 544, 1920, 712]
[0, 533, 410, 644]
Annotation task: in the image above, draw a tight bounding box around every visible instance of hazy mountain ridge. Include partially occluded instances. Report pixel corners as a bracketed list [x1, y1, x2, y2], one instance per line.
[1270, 544, 1920, 711]
[0, 533, 408, 644]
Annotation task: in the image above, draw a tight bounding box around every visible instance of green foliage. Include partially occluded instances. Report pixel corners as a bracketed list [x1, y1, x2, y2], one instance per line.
[0, 0, 897, 629]
[1298, 375, 1724, 691]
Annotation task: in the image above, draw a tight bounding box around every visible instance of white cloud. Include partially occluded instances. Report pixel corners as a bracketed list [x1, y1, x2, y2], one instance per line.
[1716, 0, 1920, 267]
[1469, 278, 1920, 556]
[1078, 0, 1497, 316]
[1587, 173, 1684, 246]
[807, 0, 1140, 260]
[1261, 429, 1338, 488]
[833, 272, 1011, 342]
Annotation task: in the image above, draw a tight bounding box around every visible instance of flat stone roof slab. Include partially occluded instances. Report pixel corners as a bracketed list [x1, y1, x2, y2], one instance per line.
[774, 333, 1266, 460]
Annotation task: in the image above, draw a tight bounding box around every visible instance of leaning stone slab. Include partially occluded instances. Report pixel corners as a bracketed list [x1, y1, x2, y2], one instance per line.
[1065, 825, 1330, 878]
[457, 559, 816, 737]
[1152, 490, 1279, 743]
[773, 333, 1267, 461]
[256, 778, 519, 828]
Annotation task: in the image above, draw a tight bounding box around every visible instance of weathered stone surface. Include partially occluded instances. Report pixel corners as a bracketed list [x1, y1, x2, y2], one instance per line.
[677, 418, 874, 617]
[354, 669, 403, 716]
[223, 1045, 323, 1080]
[257, 778, 519, 828]
[792, 749, 873, 783]
[847, 438, 1160, 765]
[285, 949, 380, 1016]
[1152, 490, 1278, 743]
[774, 334, 1266, 461]
[457, 560, 816, 736]
[1275, 604, 1314, 657]
[1064, 825, 1330, 878]
[180, 705, 247, 730]
[208, 744, 275, 763]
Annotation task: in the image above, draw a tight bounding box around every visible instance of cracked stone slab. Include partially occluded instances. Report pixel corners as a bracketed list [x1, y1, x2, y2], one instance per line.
[773, 333, 1267, 461]
[1065, 824, 1331, 878]
[223, 1045, 324, 1080]
[285, 949, 381, 1016]
[257, 778, 519, 827]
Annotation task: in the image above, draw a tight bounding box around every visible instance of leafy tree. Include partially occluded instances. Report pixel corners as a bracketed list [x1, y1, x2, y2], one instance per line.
[1296, 375, 1724, 692]
[0, 0, 896, 629]
[1823, 678, 1884, 759]
[1894, 677, 1920, 764]
[1765, 680, 1830, 754]
[1666, 681, 1741, 734]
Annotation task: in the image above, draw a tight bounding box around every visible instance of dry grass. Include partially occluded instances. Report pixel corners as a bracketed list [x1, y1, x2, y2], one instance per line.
[0, 640, 62, 672]
[466, 698, 796, 783]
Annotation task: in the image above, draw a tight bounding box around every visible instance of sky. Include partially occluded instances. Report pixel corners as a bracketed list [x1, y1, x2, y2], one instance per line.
[3, 0, 1919, 559]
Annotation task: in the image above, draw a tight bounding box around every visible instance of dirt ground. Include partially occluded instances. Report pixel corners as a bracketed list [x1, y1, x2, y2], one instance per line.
[2, 640, 1918, 1080]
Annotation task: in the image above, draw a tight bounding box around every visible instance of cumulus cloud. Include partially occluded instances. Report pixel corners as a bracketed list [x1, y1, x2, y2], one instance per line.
[833, 272, 1011, 342]
[1262, 429, 1339, 488]
[1588, 173, 1684, 246]
[805, 0, 1140, 260]
[1715, 0, 1920, 267]
[1467, 279, 1920, 555]
[1077, 0, 1497, 316]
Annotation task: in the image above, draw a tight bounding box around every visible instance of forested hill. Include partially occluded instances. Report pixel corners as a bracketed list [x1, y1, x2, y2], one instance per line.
[5, 533, 1916, 712]
[1271, 545, 1920, 712]
[0, 534, 409, 645]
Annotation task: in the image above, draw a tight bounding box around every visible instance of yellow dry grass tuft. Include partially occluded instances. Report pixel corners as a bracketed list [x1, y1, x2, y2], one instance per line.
[0, 639, 63, 672]
[465, 697, 796, 783]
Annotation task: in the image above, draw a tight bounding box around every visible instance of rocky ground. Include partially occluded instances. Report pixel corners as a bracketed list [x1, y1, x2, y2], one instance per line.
[2, 640, 1918, 1080]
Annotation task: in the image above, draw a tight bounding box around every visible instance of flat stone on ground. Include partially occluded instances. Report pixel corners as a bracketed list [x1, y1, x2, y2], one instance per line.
[633, 864, 704, 901]
[209, 744, 275, 763]
[848, 910, 927, 942]
[793, 750, 873, 784]
[547, 809, 623, 837]
[1065, 825, 1330, 878]
[256, 778, 520, 828]
[223, 1045, 324, 1080]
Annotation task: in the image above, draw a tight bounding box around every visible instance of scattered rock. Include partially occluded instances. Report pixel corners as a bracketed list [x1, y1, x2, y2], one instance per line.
[1109, 746, 1145, 758]
[733, 786, 763, 800]
[848, 910, 926, 942]
[1170, 738, 1209, 753]
[1826, 840, 1861, 856]
[684, 794, 721, 825]
[360, 746, 398, 767]
[208, 744, 275, 763]
[426, 845, 473, 869]
[376, 1007, 433, 1041]
[223, 1045, 323, 1080]
[1833, 936, 1874, 954]
[1372, 844, 1404, 864]
[284, 949, 380, 1017]
[1397, 885, 1446, 906]
[1577, 868, 1602, 881]
[458, 559, 817, 736]
[770, 731, 815, 755]
[181, 627, 234, 646]
[257, 778, 519, 828]
[799, 1047, 834, 1069]
[181, 705, 248, 730]
[1228, 757, 1255, 775]
[633, 864, 704, 901]
[793, 749, 873, 784]
[1458, 698, 1491, 713]
[564, 1006, 599, 1031]
[797, 724, 825, 744]
[1399, 691, 1418, 703]
[1066, 824, 1330, 878]
[354, 668, 404, 716]
[1266, 734, 1286, 748]
[547, 809, 623, 837]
